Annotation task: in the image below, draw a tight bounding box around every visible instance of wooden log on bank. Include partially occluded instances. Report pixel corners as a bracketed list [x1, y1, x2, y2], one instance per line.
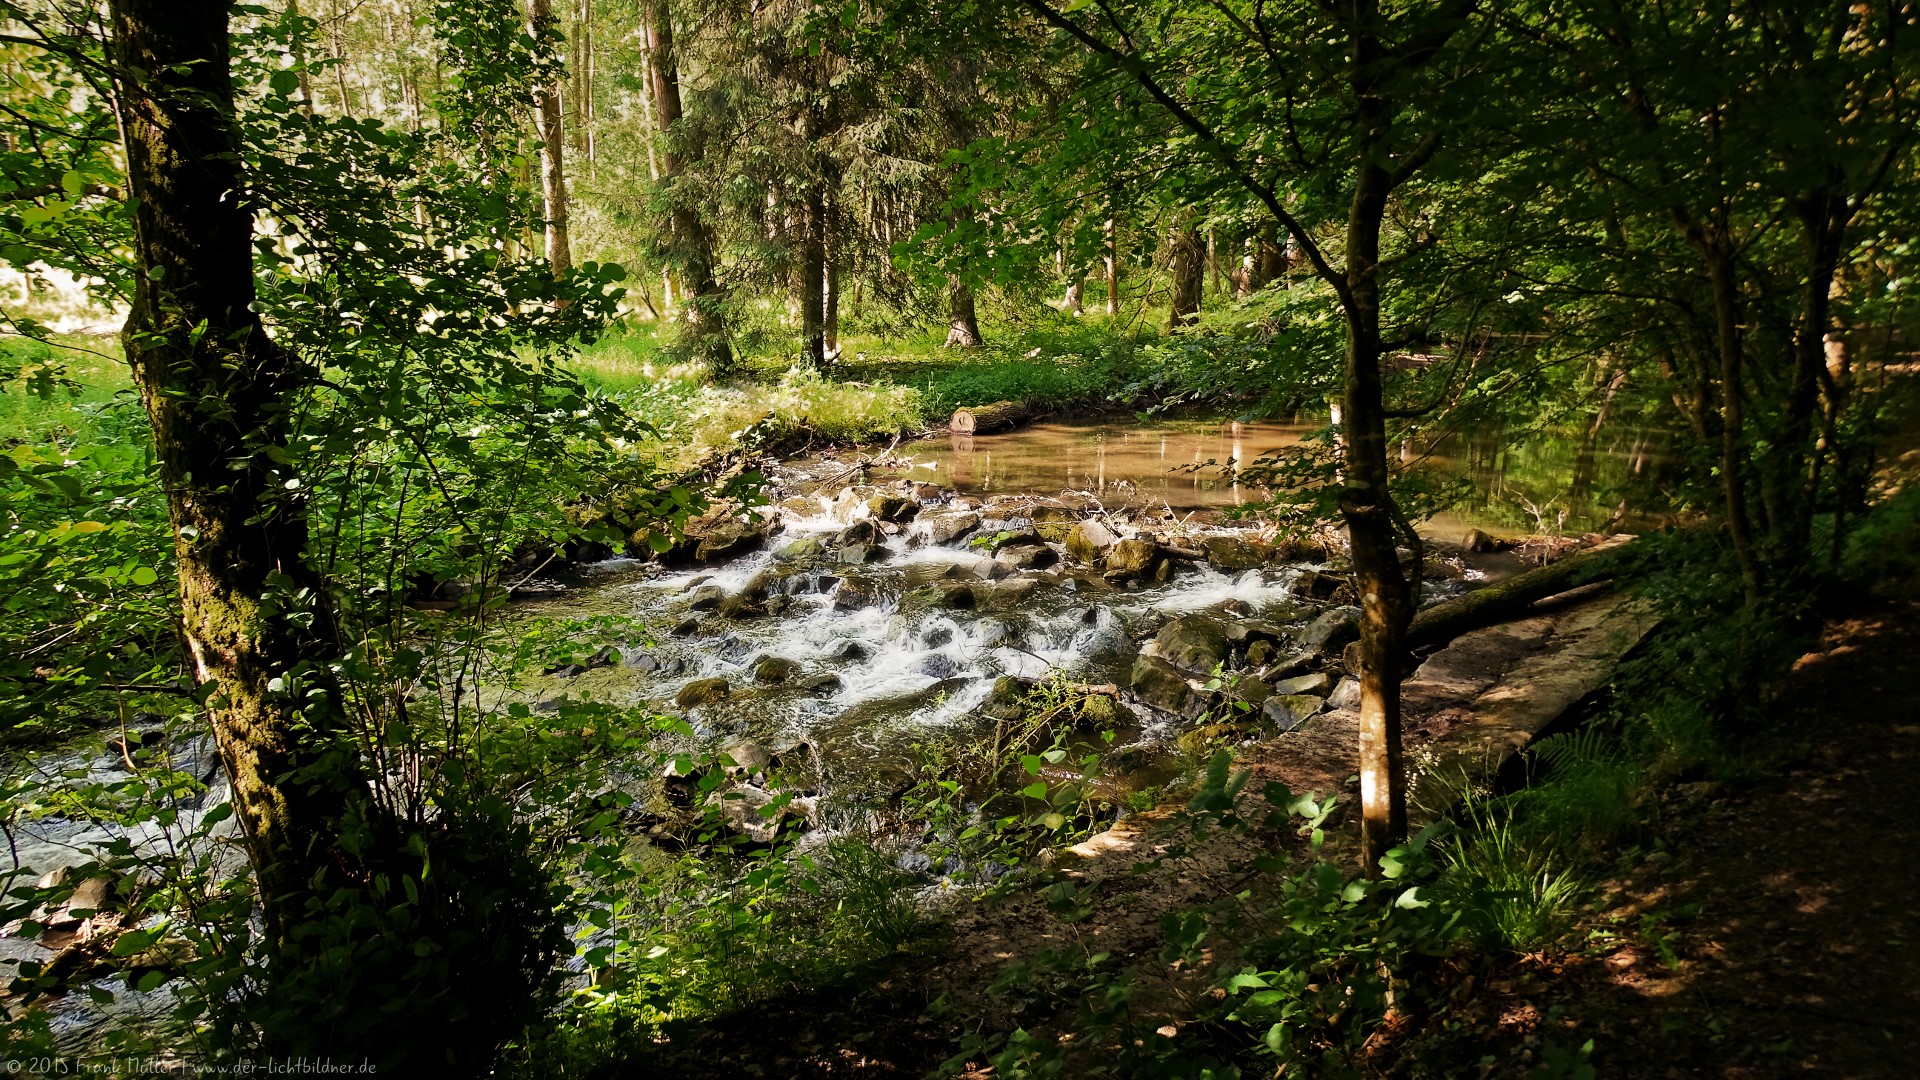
[950, 400, 1032, 435]
[1407, 536, 1636, 649]
[1310, 537, 1639, 661]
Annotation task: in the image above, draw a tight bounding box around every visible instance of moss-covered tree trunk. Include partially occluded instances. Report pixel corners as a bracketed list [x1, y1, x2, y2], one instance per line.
[108, 0, 347, 939]
[946, 277, 983, 347]
[1168, 223, 1203, 329]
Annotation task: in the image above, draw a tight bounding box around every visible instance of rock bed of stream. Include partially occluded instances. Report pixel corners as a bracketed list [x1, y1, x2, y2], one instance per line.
[509, 469, 1476, 825]
[1, 466, 1482, 1052]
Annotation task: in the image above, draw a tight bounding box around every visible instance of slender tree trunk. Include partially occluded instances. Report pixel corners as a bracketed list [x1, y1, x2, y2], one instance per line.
[109, 0, 350, 944]
[1064, 272, 1085, 315]
[568, 0, 588, 156]
[1700, 239, 1763, 602]
[1255, 222, 1284, 288]
[1104, 215, 1120, 315]
[945, 278, 983, 347]
[1777, 192, 1848, 572]
[824, 242, 841, 360]
[528, 0, 571, 276]
[1342, 12, 1415, 875]
[1570, 355, 1626, 501]
[1168, 223, 1203, 329]
[645, 0, 731, 375]
[799, 185, 826, 366]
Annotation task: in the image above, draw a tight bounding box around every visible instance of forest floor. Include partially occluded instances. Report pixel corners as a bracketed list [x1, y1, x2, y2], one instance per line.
[1455, 582, 1920, 1078]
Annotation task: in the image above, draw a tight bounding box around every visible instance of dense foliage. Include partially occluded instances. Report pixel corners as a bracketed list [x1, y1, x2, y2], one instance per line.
[0, 0, 1916, 1075]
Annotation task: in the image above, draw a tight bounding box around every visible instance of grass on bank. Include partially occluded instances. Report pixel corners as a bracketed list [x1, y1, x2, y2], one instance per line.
[0, 335, 142, 447]
[564, 310, 1156, 470]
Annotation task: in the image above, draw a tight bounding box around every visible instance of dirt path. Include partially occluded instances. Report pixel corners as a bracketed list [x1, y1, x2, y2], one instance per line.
[1471, 592, 1920, 1078]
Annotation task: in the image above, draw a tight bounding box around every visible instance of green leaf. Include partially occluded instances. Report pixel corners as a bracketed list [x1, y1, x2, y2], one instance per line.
[130, 566, 159, 586]
[110, 928, 161, 957]
[269, 69, 301, 97]
[1020, 781, 1048, 799]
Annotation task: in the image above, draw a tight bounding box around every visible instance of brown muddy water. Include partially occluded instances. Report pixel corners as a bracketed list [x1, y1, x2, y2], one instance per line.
[828, 410, 1672, 540]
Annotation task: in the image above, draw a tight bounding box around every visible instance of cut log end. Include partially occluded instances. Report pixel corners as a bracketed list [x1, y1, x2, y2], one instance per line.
[950, 400, 1032, 435]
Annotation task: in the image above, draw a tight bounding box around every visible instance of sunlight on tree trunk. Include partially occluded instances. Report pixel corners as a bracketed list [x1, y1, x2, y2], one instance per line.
[529, 0, 572, 277]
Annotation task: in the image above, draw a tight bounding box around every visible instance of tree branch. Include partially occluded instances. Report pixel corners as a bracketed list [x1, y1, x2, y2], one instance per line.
[1020, 0, 1353, 309]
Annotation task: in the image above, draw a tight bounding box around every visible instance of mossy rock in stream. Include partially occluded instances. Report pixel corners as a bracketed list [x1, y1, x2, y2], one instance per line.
[1103, 537, 1163, 582]
[674, 677, 731, 709]
[775, 537, 823, 562]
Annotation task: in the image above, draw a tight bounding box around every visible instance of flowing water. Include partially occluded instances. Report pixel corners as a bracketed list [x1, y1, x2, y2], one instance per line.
[508, 489, 1318, 798]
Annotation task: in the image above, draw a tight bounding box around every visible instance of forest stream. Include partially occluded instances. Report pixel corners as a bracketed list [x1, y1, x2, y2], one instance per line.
[2, 409, 1664, 1051]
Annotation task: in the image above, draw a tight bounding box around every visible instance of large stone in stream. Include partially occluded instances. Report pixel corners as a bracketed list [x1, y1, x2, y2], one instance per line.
[823, 638, 873, 661]
[775, 537, 823, 562]
[1298, 607, 1360, 650]
[832, 578, 877, 611]
[1271, 672, 1334, 697]
[1059, 515, 1121, 557]
[1230, 677, 1274, 708]
[918, 654, 961, 680]
[995, 543, 1059, 571]
[686, 585, 725, 612]
[1263, 694, 1323, 731]
[707, 783, 812, 846]
[837, 543, 888, 565]
[1149, 616, 1231, 677]
[720, 739, 773, 775]
[867, 494, 919, 523]
[938, 585, 977, 610]
[1202, 535, 1271, 572]
[797, 673, 842, 695]
[1129, 654, 1199, 716]
[987, 577, 1043, 609]
[674, 677, 731, 709]
[693, 520, 764, 564]
[751, 655, 802, 685]
[1296, 569, 1352, 602]
[1461, 528, 1501, 553]
[1103, 537, 1162, 582]
[923, 510, 981, 544]
[1224, 619, 1290, 647]
[833, 519, 882, 549]
[715, 592, 766, 619]
[1328, 676, 1361, 710]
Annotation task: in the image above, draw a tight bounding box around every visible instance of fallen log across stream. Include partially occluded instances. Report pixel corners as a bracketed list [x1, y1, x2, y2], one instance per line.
[1313, 535, 1639, 660]
[1408, 535, 1637, 649]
